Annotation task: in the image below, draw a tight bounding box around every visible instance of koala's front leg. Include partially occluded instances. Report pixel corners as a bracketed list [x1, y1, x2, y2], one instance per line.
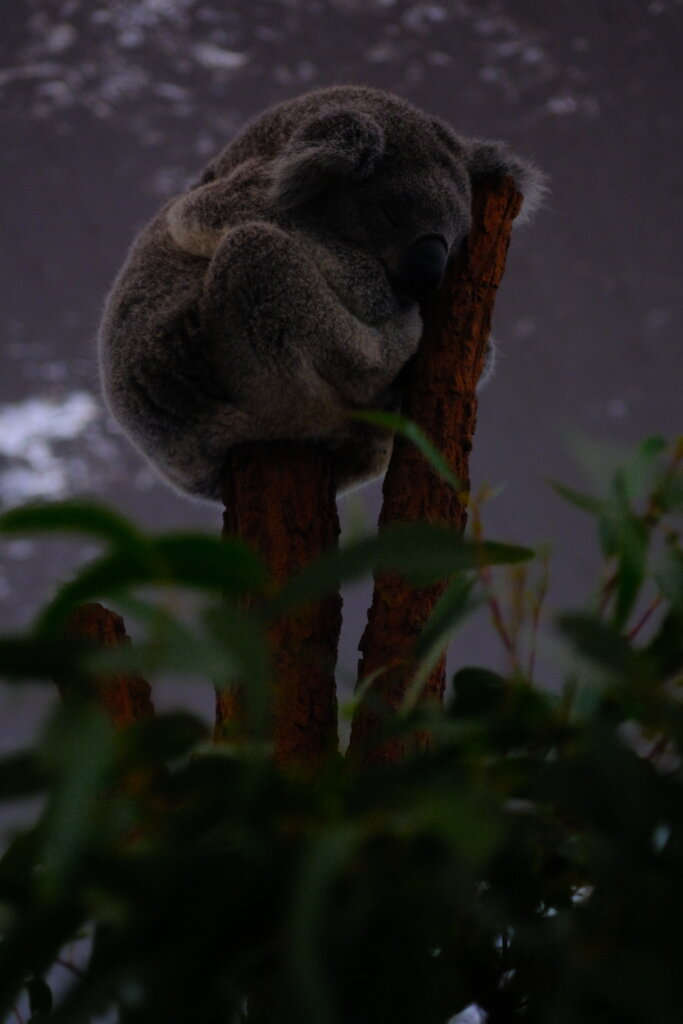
[199, 221, 422, 419]
[166, 160, 271, 259]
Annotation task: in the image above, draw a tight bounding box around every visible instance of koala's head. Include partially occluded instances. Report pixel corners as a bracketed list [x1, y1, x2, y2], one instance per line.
[270, 90, 545, 306]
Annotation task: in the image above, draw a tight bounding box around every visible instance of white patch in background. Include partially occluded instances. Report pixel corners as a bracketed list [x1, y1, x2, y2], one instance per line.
[450, 1005, 486, 1024]
[44, 23, 77, 53]
[0, 392, 99, 506]
[154, 81, 191, 101]
[546, 93, 579, 115]
[402, 5, 448, 31]
[191, 43, 250, 71]
[606, 398, 627, 419]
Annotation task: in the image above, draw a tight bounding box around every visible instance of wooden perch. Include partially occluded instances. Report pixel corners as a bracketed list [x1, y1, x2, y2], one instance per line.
[348, 175, 524, 766]
[217, 441, 342, 769]
[57, 602, 154, 725]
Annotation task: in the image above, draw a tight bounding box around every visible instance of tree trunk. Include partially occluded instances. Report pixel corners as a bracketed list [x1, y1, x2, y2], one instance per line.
[349, 175, 523, 766]
[217, 440, 342, 770]
[57, 602, 154, 724]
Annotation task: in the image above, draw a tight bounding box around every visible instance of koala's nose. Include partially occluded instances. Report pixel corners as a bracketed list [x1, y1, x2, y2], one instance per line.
[395, 234, 448, 303]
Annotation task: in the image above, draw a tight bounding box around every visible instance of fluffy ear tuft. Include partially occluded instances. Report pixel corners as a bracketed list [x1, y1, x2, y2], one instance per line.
[271, 108, 385, 210]
[466, 139, 549, 225]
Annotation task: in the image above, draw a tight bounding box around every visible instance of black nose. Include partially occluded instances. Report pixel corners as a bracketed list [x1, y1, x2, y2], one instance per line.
[395, 234, 448, 303]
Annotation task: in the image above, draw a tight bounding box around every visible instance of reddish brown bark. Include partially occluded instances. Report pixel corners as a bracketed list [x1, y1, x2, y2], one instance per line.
[57, 602, 154, 725]
[348, 176, 524, 766]
[217, 441, 342, 769]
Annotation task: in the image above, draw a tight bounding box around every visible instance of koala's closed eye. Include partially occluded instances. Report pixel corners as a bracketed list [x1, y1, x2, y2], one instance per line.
[98, 84, 545, 503]
[375, 203, 400, 229]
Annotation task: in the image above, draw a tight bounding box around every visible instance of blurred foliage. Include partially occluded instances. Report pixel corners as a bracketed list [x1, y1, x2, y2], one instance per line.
[0, 436, 681, 1024]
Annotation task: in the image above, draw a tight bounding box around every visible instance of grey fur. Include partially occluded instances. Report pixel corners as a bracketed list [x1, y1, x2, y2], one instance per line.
[98, 85, 545, 501]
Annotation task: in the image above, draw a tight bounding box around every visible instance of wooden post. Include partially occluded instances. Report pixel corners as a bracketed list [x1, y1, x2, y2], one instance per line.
[57, 602, 154, 724]
[216, 441, 342, 769]
[348, 176, 524, 766]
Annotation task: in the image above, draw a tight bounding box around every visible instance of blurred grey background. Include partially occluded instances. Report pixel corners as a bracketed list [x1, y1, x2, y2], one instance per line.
[1, 0, 681, 751]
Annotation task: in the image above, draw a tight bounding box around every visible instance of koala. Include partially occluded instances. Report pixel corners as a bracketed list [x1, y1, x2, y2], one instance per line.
[98, 85, 545, 501]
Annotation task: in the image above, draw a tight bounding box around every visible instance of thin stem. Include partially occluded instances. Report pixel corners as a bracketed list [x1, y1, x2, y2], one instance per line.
[627, 594, 664, 640]
[527, 549, 550, 682]
[56, 956, 86, 980]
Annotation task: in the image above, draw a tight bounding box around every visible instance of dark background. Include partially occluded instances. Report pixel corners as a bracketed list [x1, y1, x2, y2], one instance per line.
[1, 0, 681, 752]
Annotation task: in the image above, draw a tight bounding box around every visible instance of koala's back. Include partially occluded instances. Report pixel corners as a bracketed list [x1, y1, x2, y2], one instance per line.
[100, 214, 207, 436]
[204, 86, 442, 181]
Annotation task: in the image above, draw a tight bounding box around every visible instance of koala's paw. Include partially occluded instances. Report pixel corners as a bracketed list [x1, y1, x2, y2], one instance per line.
[466, 139, 549, 224]
[478, 335, 498, 389]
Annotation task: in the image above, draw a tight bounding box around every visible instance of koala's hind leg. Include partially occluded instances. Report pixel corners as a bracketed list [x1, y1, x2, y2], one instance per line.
[199, 221, 410, 417]
[329, 422, 395, 492]
[153, 401, 254, 502]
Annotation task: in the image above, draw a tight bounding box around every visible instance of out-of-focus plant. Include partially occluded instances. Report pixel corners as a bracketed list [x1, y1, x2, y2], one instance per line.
[0, 436, 681, 1024]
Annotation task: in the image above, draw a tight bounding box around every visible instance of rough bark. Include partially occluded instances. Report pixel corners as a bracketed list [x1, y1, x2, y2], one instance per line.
[216, 440, 342, 769]
[348, 176, 523, 766]
[57, 602, 154, 724]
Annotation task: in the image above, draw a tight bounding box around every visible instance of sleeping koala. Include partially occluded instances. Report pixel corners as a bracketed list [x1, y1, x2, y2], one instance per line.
[98, 85, 545, 501]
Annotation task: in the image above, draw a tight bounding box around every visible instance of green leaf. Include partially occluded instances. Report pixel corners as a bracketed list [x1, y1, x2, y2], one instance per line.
[645, 609, 683, 679]
[620, 435, 668, 501]
[546, 480, 604, 516]
[400, 577, 478, 715]
[0, 828, 42, 897]
[451, 667, 507, 717]
[654, 468, 683, 514]
[84, 593, 250, 684]
[597, 471, 650, 628]
[656, 549, 683, 609]
[564, 433, 666, 501]
[39, 705, 118, 896]
[34, 551, 156, 635]
[123, 712, 208, 763]
[0, 635, 84, 681]
[0, 500, 142, 547]
[413, 790, 502, 867]
[0, 905, 82, 1020]
[0, 752, 46, 800]
[415, 576, 477, 660]
[289, 827, 359, 1024]
[270, 524, 533, 613]
[35, 535, 266, 635]
[203, 605, 272, 737]
[558, 613, 641, 681]
[27, 976, 53, 1019]
[351, 409, 461, 489]
[613, 521, 649, 630]
[151, 533, 268, 591]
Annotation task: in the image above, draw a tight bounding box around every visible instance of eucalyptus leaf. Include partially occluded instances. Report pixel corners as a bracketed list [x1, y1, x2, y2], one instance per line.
[35, 535, 267, 635]
[0, 634, 84, 681]
[546, 480, 603, 516]
[289, 828, 359, 1024]
[123, 712, 208, 763]
[39, 705, 117, 896]
[0, 752, 45, 800]
[351, 409, 461, 489]
[656, 549, 683, 609]
[451, 667, 507, 718]
[415, 576, 478, 660]
[619, 435, 668, 501]
[27, 975, 53, 1018]
[558, 612, 643, 682]
[0, 500, 142, 546]
[270, 525, 533, 613]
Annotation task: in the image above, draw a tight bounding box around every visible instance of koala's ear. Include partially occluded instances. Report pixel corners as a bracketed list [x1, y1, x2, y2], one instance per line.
[272, 108, 385, 210]
[466, 138, 548, 224]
